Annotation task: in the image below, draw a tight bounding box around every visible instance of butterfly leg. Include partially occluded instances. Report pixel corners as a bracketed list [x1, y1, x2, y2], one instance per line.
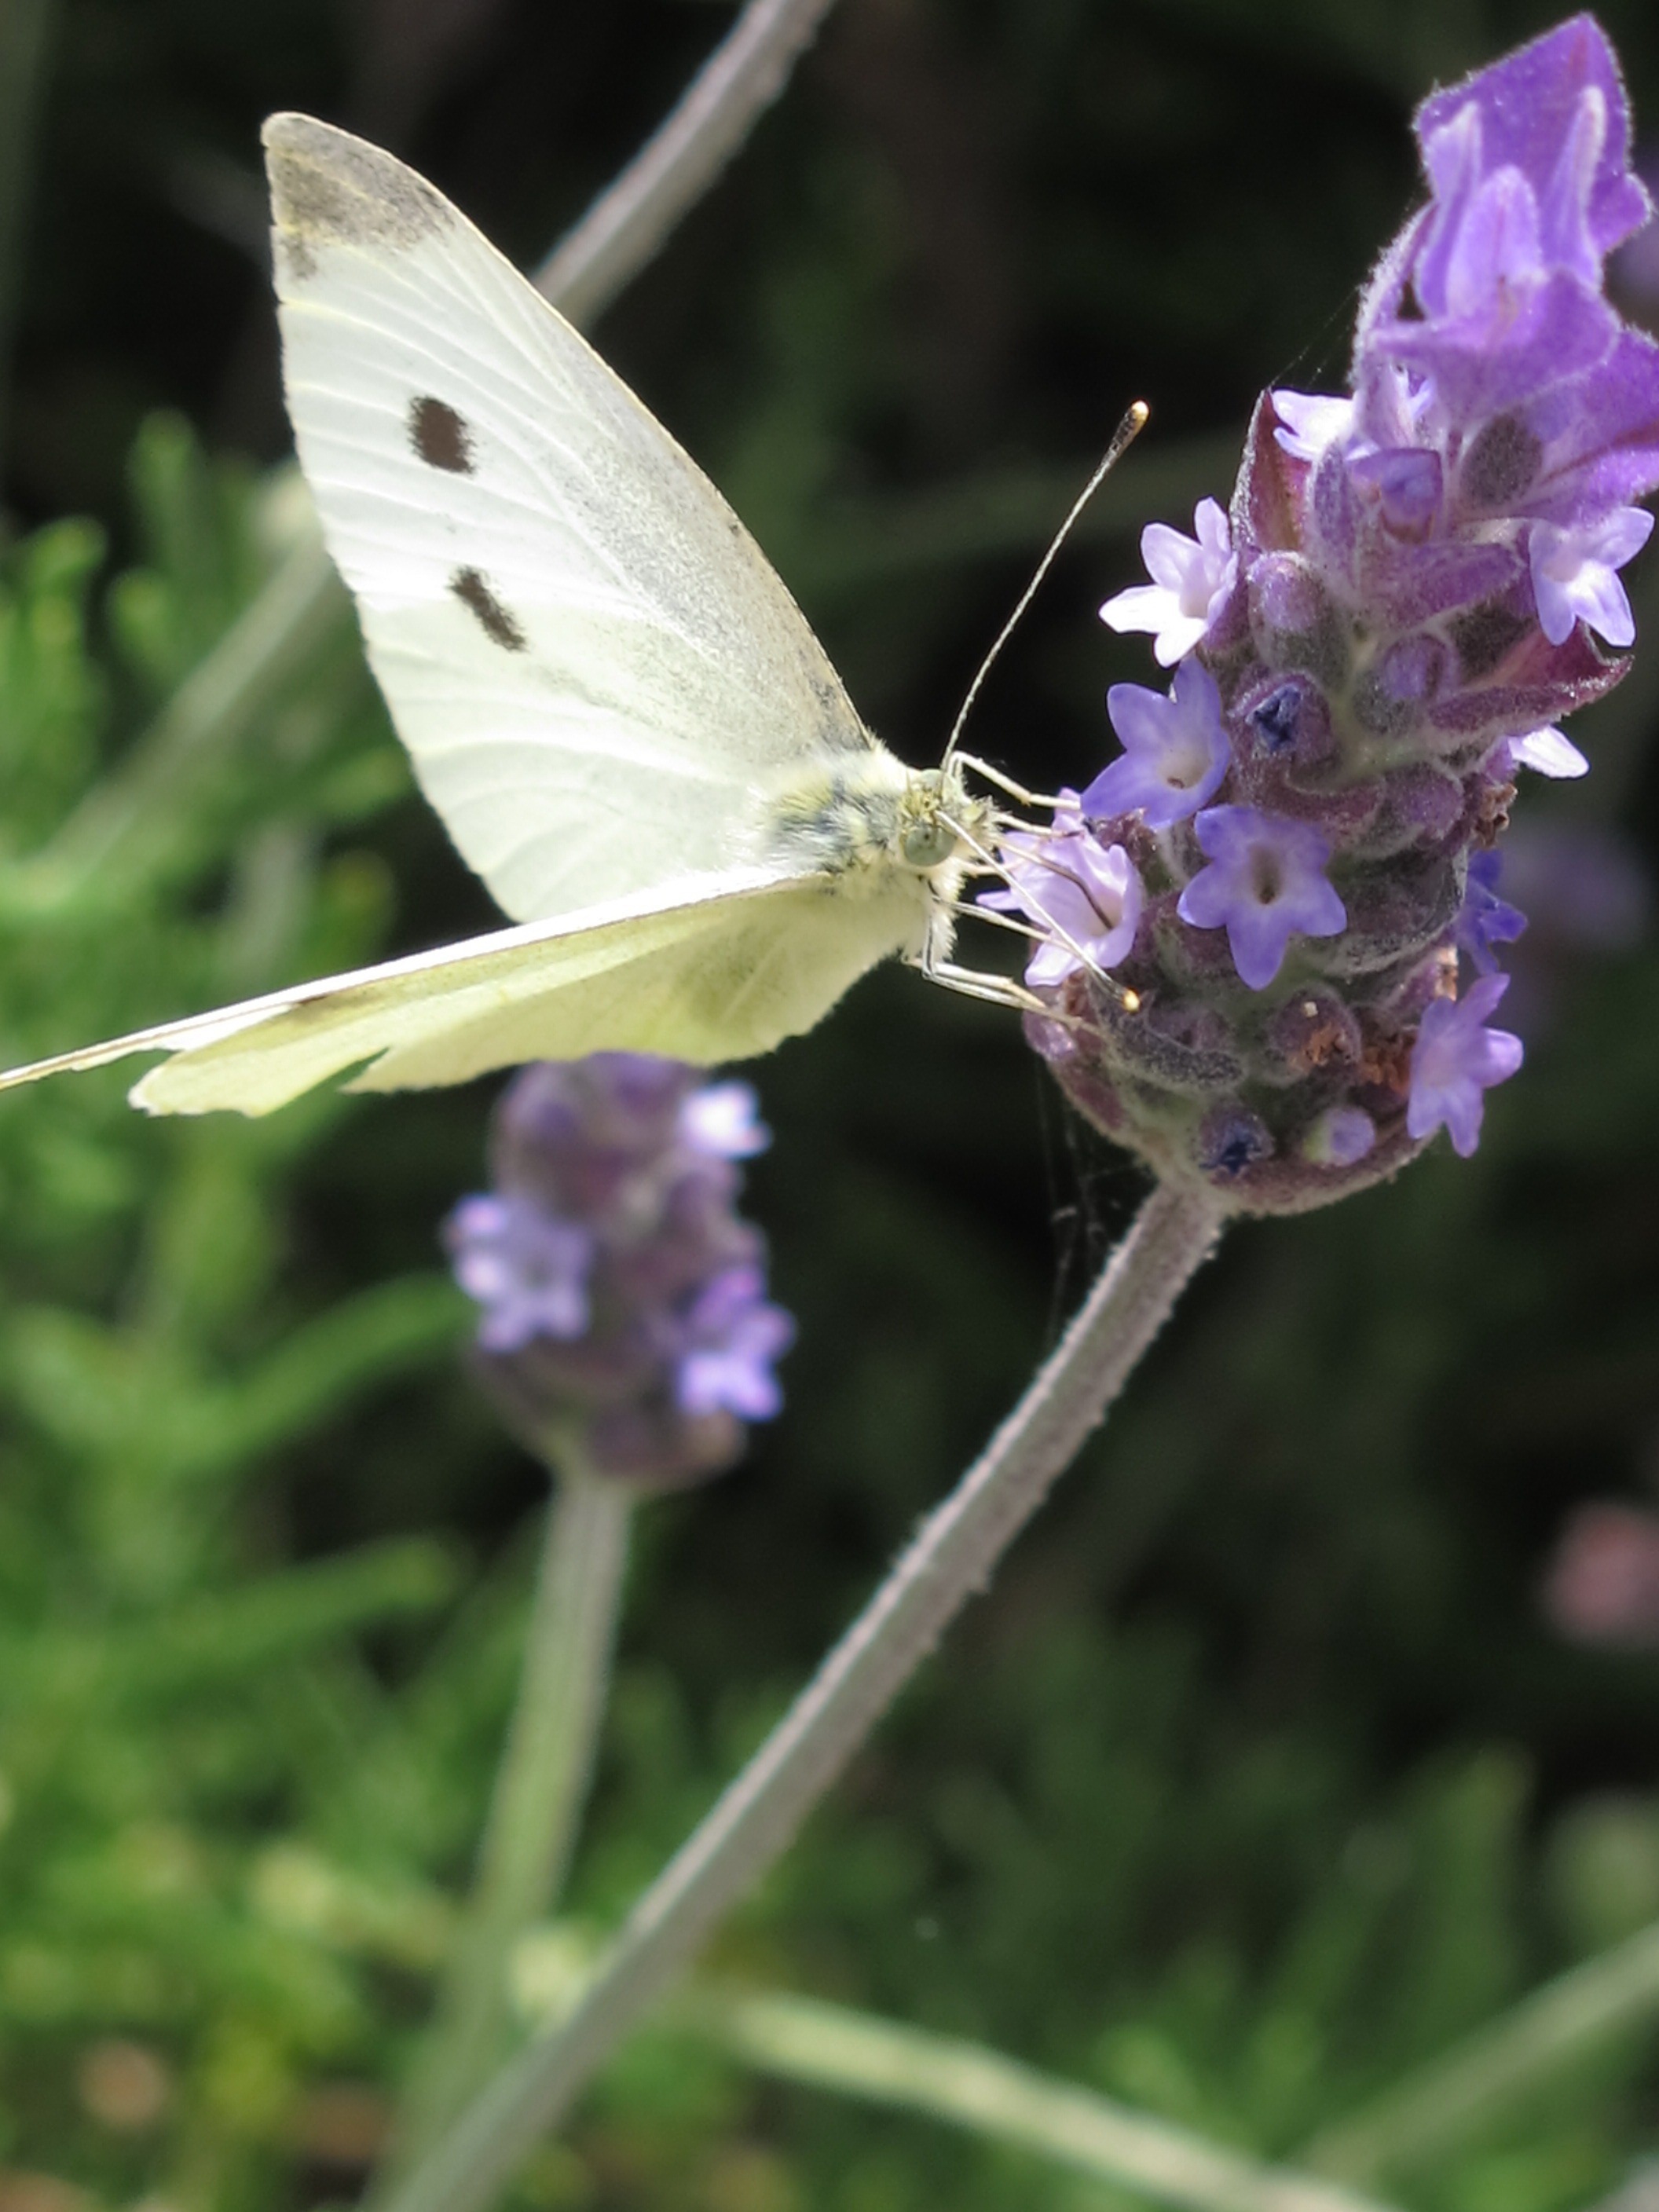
[910, 946, 1045, 1014]
[943, 811, 1117, 990]
[953, 752, 1064, 811]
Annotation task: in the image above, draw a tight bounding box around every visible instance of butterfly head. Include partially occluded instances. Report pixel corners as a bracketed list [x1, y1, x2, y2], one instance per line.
[896, 765, 992, 875]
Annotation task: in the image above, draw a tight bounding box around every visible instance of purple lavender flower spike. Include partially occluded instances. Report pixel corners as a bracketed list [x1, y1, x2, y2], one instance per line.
[980, 794, 1142, 986]
[1089, 658, 1231, 827]
[1177, 808, 1346, 990]
[1530, 504, 1654, 643]
[995, 16, 1653, 1210]
[447, 1057, 790, 1486]
[1406, 976, 1525, 1155]
[1101, 499, 1236, 666]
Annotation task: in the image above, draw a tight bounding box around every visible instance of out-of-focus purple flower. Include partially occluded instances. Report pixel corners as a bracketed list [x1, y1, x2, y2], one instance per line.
[1177, 807, 1346, 989]
[1544, 1501, 1659, 1648]
[446, 1057, 792, 1487]
[1406, 975, 1525, 1155]
[1500, 820, 1653, 947]
[681, 1081, 770, 1159]
[1088, 660, 1232, 828]
[1613, 148, 1659, 306]
[981, 796, 1143, 986]
[676, 1265, 795, 1419]
[448, 1194, 591, 1351]
[995, 17, 1654, 1210]
[1101, 500, 1237, 666]
[1457, 849, 1529, 974]
[1530, 504, 1654, 642]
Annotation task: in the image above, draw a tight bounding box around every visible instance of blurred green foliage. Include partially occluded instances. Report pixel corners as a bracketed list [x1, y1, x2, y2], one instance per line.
[2, 3, 1659, 2211]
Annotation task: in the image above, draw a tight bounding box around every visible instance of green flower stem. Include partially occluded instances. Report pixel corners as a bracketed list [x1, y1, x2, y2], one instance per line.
[1303, 1920, 1659, 2186]
[378, 1181, 1224, 2212]
[380, 1466, 633, 2185]
[701, 1988, 1403, 2212]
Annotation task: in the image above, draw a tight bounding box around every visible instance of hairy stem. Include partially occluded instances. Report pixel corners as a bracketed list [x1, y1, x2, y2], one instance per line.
[379, 1181, 1224, 2212]
[534, 0, 840, 325]
[703, 1988, 1404, 2212]
[380, 1470, 632, 2187]
[1304, 1920, 1659, 2185]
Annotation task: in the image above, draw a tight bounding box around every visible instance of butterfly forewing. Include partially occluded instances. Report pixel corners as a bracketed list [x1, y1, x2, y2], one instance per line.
[263, 113, 873, 923]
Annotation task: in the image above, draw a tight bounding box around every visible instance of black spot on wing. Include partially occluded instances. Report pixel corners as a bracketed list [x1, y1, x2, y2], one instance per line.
[451, 566, 528, 652]
[410, 395, 474, 474]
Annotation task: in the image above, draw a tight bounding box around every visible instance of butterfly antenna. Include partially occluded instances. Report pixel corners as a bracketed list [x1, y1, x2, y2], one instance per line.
[943, 399, 1149, 773]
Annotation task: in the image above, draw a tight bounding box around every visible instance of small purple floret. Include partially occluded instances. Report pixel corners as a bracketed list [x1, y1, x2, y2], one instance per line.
[1273, 390, 1356, 462]
[1406, 976, 1525, 1155]
[1303, 1108, 1378, 1168]
[1177, 807, 1347, 989]
[1101, 500, 1237, 666]
[676, 1265, 796, 1420]
[1457, 849, 1529, 974]
[981, 794, 1143, 985]
[1509, 724, 1590, 777]
[1089, 658, 1232, 828]
[447, 1195, 591, 1352]
[680, 1080, 771, 1159]
[1530, 504, 1654, 643]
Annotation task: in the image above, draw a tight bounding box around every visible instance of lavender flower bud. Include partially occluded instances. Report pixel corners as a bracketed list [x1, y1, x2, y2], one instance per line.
[445, 1056, 793, 1488]
[993, 14, 1657, 1214]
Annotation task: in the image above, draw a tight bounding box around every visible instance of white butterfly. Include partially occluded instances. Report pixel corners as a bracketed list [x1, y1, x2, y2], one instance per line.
[0, 115, 1027, 1118]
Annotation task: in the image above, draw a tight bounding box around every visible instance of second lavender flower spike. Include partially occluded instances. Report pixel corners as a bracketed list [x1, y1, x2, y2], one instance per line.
[447, 1054, 793, 1488]
[993, 12, 1657, 1212]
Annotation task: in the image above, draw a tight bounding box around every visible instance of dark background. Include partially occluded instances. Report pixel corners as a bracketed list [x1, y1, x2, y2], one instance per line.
[5, 4, 1659, 2208]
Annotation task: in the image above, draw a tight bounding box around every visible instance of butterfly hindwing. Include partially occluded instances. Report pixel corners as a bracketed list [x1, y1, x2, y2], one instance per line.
[262, 112, 873, 924]
[0, 867, 931, 1116]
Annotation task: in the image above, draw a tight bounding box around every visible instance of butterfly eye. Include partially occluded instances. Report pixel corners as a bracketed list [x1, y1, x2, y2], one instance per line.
[902, 819, 958, 871]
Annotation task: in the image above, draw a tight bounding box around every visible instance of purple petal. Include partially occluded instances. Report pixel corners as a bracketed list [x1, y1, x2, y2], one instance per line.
[1406, 976, 1525, 1155]
[1514, 327, 1659, 519]
[1177, 806, 1346, 991]
[681, 1081, 770, 1159]
[1372, 270, 1617, 427]
[1412, 16, 1650, 264]
[1511, 724, 1589, 777]
[1272, 390, 1354, 461]
[1090, 659, 1231, 828]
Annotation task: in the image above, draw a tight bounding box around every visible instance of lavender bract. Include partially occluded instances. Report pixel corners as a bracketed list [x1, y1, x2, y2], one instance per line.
[995, 13, 1658, 1211]
[445, 1056, 793, 1486]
